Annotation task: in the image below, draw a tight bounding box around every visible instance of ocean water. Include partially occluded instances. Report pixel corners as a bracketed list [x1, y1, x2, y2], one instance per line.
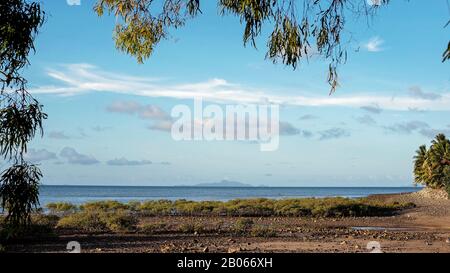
[38, 185, 421, 206]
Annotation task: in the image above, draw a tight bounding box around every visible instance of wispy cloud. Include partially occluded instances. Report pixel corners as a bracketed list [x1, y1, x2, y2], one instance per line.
[408, 86, 442, 101]
[383, 120, 450, 138]
[106, 101, 141, 114]
[279, 122, 313, 137]
[299, 114, 318, 120]
[24, 149, 57, 162]
[48, 131, 71, 140]
[106, 158, 152, 166]
[418, 128, 450, 138]
[60, 147, 99, 165]
[318, 128, 350, 140]
[383, 121, 429, 134]
[107, 101, 171, 121]
[363, 36, 384, 52]
[31, 64, 450, 111]
[107, 101, 173, 132]
[67, 0, 81, 6]
[355, 115, 377, 126]
[408, 107, 426, 113]
[279, 122, 300, 136]
[139, 105, 171, 120]
[148, 120, 173, 132]
[360, 104, 382, 114]
[92, 126, 112, 132]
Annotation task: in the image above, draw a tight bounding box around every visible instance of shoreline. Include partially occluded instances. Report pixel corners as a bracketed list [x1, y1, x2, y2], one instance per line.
[3, 190, 450, 253]
[37, 186, 422, 206]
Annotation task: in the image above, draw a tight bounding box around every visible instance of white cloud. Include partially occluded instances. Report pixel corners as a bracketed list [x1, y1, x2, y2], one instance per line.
[318, 128, 350, 140]
[31, 63, 450, 111]
[60, 147, 99, 165]
[360, 104, 382, 114]
[148, 120, 173, 132]
[363, 36, 384, 52]
[408, 86, 442, 100]
[92, 126, 112, 132]
[67, 0, 81, 6]
[48, 131, 71, 139]
[384, 121, 429, 134]
[107, 158, 152, 166]
[24, 149, 57, 162]
[106, 101, 142, 114]
[355, 115, 377, 126]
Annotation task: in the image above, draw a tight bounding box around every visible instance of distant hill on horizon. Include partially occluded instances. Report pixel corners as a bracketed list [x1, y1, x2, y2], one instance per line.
[186, 180, 255, 187]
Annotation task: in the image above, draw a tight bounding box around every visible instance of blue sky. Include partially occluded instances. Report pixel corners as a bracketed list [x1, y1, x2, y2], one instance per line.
[9, 0, 449, 186]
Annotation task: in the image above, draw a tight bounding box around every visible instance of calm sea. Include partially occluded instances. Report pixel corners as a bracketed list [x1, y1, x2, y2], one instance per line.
[38, 185, 421, 206]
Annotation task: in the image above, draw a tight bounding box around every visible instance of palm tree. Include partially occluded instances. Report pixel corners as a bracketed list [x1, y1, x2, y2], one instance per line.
[413, 134, 450, 195]
[414, 145, 429, 186]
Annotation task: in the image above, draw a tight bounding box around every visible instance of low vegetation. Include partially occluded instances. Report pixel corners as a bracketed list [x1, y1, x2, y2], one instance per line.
[139, 222, 168, 234]
[2, 197, 414, 236]
[56, 210, 137, 233]
[0, 214, 57, 241]
[80, 200, 129, 211]
[250, 226, 277, 238]
[47, 198, 413, 219]
[46, 202, 78, 214]
[233, 218, 254, 234]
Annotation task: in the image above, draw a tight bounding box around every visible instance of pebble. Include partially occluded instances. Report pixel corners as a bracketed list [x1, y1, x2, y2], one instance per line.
[203, 247, 209, 253]
[228, 247, 242, 253]
[445, 238, 450, 244]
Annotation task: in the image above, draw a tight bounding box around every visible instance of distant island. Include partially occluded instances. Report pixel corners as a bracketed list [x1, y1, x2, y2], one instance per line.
[186, 180, 254, 187]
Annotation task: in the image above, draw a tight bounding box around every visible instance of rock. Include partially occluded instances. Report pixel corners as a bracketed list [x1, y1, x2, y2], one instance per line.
[340, 241, 347, 245]
[445, 238, 450, 244]
[203, 247, 209, 253]
[354, 245, 360, 249]
[228, 247, 242, 253]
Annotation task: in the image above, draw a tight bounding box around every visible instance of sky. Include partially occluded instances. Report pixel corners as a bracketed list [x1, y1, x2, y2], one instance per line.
[7, 0, 449, 186]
